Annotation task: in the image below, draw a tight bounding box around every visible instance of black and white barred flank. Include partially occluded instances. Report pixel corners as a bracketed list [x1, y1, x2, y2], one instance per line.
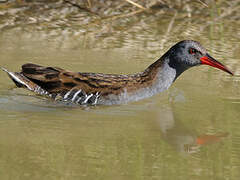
[53, 89, 100, 105]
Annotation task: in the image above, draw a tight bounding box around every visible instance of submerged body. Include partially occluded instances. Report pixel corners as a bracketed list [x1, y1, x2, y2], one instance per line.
[1, 40, 233, 105]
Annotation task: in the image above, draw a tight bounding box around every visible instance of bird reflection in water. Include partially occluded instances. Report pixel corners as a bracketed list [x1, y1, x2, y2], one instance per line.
[154, 102, 228, 154]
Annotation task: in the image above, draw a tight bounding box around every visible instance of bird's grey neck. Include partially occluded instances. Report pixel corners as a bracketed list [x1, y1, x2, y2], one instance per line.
[150, 58, 177, 93]
[167, 53, 191, 80]
[108, 59, 176, 104]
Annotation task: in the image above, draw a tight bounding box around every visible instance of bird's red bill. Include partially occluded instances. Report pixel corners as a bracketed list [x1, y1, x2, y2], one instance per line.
[200, 54, 234, 75]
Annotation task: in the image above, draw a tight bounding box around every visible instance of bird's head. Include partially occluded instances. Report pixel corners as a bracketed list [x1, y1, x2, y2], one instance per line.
[167, 40, 233, 78]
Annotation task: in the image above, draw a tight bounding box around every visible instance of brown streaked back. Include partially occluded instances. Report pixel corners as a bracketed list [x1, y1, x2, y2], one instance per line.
[21, 63, 156, 97]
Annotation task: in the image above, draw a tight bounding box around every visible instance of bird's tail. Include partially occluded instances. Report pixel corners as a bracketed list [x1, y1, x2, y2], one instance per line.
[1, 67, 29, 88]
[1, 67, 50, 96]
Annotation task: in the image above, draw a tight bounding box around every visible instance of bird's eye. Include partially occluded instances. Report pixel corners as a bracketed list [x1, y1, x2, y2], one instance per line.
[189, 48, 197, 55]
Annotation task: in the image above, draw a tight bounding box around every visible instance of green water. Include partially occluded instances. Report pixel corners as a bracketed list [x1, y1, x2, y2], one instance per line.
[0, 11, 240, 180]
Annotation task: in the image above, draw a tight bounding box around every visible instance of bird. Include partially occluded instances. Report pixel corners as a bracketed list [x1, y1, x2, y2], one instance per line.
[1, 40, 233, 105]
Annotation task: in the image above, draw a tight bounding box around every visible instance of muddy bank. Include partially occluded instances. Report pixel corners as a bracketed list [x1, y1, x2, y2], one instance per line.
[0, 0, 239, 50]
[1, 0, 233, 33]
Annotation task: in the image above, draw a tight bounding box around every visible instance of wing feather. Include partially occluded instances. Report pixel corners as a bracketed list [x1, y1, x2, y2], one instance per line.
[20, 63, 128, 95]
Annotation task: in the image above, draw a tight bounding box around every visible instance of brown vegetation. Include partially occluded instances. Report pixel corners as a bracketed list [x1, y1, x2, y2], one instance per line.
[0, 0, 239, 32]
